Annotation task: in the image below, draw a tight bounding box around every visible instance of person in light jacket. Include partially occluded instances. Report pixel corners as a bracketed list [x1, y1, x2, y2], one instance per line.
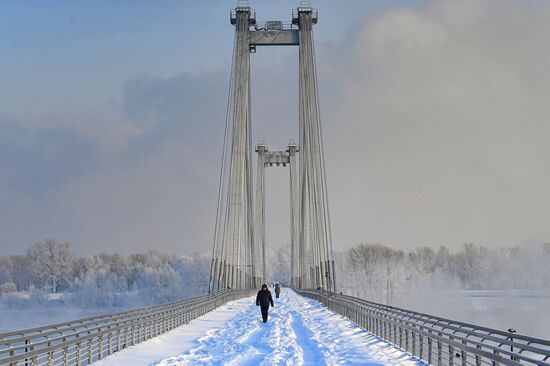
[256, 283, 274, 323]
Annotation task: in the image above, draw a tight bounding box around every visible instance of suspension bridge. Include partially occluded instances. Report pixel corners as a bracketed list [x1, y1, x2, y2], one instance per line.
[1, 3, 549, 366]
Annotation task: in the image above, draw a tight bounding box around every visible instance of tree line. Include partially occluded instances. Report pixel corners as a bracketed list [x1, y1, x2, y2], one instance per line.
[0, 239, 210, 307]
[2, 239, 549, 308]
[336, 242, 550, 305]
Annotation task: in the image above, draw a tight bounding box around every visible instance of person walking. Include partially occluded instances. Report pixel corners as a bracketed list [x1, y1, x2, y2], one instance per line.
[256, 283, 274, 323]
[274, 283, 281, 298]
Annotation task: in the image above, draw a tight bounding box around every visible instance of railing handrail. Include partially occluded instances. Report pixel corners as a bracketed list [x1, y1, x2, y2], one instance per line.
[333, 296, 547, 365]
[0, 291, 221, 340]
[2, 299, 212, 353]
[343, 295, 550, 354]
[296, 289, 550, 366]
[0, 295, 216, 346]
[334, 292, 550, 346]
[0, 290, 254, 365]
[3, 300, 216, 358]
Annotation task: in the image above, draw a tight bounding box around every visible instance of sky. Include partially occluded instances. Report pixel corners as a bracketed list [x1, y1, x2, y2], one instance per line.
[0, 0, 549, 255]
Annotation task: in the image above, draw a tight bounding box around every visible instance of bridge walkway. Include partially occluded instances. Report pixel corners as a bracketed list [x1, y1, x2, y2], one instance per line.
[94, 288, 423, 366]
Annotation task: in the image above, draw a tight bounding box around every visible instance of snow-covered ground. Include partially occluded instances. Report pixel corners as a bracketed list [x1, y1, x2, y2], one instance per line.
[95, 288, 424, 366]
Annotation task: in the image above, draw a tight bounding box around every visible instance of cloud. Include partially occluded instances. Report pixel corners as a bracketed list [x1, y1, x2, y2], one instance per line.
[0, 71, 229, 254]
[318, 0, 550, 249]
[54, 72, 230, 254]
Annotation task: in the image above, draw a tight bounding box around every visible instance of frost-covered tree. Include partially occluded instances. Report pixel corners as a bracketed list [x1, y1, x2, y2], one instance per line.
[0, 257, 11, 285]
[379, 246, 404, 304]
[347, 243, 383, 290]
[26, 239, 75, 293]
[452, 243, 488, 289]
[268, 245, 291, 286]
[408, 246, 437, 276]
[173, 253, 210, 296]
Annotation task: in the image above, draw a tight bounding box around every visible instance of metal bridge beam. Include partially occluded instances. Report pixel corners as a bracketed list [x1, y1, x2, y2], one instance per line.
[249, 30, 299, 47]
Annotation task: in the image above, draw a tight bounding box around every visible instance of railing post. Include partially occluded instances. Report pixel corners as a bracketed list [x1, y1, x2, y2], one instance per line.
[62, 337, 68, 366]
[9, 348, 16, 366]
[30, 343, 37, 366]
[419, 334, 423, 360]
[108, 331, 112, 355]
[87, 337, 92, 364]
[367, 312, 371, 331]
[449, 335, 454, 366]
[117, 329, 121, 352]
[76, 339, 81, 366]
[437, 332, 443, 366]
[476, 344, 482, 366]
[47, 341, 53, 366]
[428, 332, 433, 365]
[492, 350, 500, 366]
[461, 340, 467, 366]
[98, 331, 103, 360]
[24, 338, 29, 366]
[411, 329, 415, 355]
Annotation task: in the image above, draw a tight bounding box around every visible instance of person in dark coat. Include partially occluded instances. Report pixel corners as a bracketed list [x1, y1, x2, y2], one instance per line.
[274, 283, 281, 298]
[256, 283, 274, 323]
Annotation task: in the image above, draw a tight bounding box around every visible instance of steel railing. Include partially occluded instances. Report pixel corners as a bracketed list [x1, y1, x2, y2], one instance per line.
[0, 290, 253, 366]
[295, 289, 550, 366]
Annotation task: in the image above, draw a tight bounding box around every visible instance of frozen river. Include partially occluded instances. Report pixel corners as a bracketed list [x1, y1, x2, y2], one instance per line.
[398, 290, 550, 340]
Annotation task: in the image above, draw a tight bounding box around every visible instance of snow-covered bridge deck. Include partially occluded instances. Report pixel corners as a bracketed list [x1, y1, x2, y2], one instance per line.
[3, 289, 549, 365]
[95, 289, 423, 366]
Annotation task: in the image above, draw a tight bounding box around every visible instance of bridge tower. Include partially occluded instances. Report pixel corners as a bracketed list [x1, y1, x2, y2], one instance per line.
[209, 2, 335, 292]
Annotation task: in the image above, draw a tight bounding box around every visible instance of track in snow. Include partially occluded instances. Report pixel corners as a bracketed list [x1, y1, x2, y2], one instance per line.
[150, 288, 424, 366]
